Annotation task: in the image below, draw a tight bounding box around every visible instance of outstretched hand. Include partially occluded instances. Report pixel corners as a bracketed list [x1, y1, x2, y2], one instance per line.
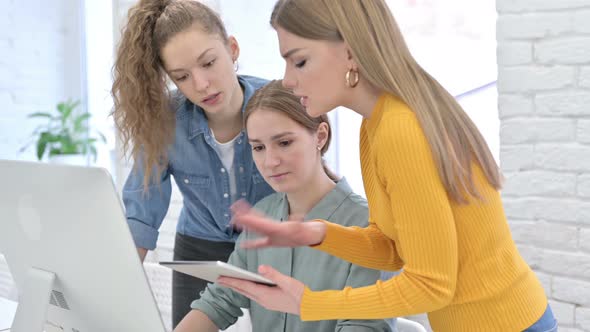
[231, 200, 327, 249]
[217, 265, 305, 315]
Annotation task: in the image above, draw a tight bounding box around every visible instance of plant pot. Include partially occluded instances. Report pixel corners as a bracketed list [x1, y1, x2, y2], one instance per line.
[48, 154, 88, 166]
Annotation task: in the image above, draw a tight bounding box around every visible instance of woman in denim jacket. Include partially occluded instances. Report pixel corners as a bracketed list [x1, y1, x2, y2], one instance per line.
[111, 0, 273, 327]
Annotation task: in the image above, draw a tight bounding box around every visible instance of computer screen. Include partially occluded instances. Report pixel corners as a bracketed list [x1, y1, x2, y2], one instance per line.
[0, 160, 167, 332]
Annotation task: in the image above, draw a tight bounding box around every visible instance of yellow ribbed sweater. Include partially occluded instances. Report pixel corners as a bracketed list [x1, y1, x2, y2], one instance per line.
[301, 93, 548, 331]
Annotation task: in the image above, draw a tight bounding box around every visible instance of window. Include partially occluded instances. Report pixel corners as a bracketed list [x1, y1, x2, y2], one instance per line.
[82, 0, 116, 176]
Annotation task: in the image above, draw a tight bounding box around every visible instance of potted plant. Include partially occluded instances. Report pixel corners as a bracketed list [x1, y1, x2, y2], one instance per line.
[20, 99, 106, 166]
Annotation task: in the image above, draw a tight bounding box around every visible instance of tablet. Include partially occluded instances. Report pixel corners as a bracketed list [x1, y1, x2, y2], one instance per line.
[159, 261, 277, 286]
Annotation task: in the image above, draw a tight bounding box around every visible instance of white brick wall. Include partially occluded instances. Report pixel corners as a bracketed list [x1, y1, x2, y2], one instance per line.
[497, 0, 590, 330]
[579, 307, 590, 330]
[535, 37, 590, 64]
[497, 0, 590, 12]
[579, 120, 590, 144]
[497, 41, 533, 66]
[497, 66, 576, 92]
[581, 66, 590, 88]
[580, 175, 590, 199]
[551, 299, 576, 326]
[0, 0, 82, 161]
[501, 119, 576, 144]
[497, 13, 572, 39]
[498, 94, 534, 118]
[503, 171, 577, 196]
[553, 277, 590, 306]
[536, 91, 590, 116]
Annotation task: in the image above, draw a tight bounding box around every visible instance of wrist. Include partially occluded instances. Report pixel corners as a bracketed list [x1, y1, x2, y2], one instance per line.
[309, 220, 327, 246]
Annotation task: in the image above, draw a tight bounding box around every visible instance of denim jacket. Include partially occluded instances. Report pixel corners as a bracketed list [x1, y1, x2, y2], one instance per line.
[123, 75, 274, 250]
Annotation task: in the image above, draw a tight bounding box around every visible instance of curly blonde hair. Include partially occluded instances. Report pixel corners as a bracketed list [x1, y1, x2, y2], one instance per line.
[111, 0, 228, 187]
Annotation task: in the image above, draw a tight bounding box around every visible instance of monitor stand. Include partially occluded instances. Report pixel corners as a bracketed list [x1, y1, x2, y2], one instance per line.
[11, 267, 55, 332]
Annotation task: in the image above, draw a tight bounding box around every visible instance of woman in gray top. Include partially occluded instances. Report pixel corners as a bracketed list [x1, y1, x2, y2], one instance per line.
[174, 80, 393, 332]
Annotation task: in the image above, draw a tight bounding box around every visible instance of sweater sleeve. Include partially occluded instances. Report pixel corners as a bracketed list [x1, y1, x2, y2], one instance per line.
[301, 112, 458, 320]
[336, 259, 396, 332]
[311, 221, 404, 271]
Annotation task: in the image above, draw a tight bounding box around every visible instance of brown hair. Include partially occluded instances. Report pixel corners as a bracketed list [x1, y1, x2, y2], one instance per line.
[111, 0, 229, 187]
[244, 80, 338, 181]
[271, 0, 502, 203]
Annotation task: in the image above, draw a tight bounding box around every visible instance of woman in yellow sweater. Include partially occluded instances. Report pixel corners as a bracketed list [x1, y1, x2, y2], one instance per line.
[218, 0, 557, 331]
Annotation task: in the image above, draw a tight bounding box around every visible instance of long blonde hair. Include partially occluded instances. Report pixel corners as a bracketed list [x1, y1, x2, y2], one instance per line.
[244, 80, 338, 182]
[111, 0, 229, 187]
[271, 0, 502, 203]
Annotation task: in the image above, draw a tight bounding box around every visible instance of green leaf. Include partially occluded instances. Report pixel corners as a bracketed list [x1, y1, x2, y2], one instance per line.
[73, 113, 91, 132]
[97, 132, 107, 143]
[25, 99, 86, 158]
[62, 104, 73, 120]
[57, 102, 67, 114]
[43, 132, 61, 143]
[64, 100, 80, 119]
[74, 112, 91, 122]
[27, 112, 54, 119]
[49, 148, 62, 157]
[36, 136, 48, 160]
[58, 135, 77, 154]
[69, 99, 81, 109]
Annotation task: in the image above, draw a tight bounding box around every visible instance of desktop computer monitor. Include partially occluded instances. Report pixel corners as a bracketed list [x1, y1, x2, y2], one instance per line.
[0, 160, 167, 332]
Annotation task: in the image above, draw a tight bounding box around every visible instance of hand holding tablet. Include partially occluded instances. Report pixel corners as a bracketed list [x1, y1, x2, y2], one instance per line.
[159, 261, 277, 286]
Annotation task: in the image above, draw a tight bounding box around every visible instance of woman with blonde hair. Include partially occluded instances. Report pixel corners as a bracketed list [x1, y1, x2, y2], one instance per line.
[218, 0, 556, 331]
[111, 0, 273, 327]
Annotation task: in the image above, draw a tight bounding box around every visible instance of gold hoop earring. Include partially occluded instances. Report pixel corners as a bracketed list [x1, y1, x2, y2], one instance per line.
[345, 68, 359, 88]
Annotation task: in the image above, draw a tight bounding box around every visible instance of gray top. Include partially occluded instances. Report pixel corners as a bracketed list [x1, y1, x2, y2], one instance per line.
[191, 178, 392, 332]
